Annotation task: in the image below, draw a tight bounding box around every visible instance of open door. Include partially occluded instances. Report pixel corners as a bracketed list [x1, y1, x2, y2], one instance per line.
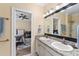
[11, 8, 32, 56]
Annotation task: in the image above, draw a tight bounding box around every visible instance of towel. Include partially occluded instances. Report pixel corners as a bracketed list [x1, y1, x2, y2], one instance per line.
[0, 17, 4, 35]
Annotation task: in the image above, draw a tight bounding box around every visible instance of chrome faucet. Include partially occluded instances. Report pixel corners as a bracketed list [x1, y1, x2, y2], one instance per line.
[45, 35, 48, 38]
[62, 38, 66, 44]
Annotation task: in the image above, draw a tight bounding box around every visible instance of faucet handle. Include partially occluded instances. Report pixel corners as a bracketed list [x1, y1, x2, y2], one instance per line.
[62, 38, 65, 41]
[62, 38, 66, 44]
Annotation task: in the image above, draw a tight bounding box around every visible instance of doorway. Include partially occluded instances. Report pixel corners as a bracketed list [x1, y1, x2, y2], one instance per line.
[11, 8, 32, 56]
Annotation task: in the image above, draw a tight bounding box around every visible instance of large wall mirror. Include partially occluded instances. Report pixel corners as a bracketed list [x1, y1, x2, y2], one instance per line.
[44, 3, 79, 39]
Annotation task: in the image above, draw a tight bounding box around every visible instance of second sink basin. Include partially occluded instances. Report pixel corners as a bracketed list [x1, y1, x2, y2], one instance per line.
[51, 41, 73, 51]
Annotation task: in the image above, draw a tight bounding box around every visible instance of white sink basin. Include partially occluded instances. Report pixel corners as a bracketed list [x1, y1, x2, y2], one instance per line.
[51, 42, 73, 51]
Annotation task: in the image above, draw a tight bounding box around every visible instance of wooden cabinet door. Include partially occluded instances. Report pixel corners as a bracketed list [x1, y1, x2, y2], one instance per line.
[44, 50, 52, 56]
[39, 45, 45, 56]
[38, 43, 52, 56]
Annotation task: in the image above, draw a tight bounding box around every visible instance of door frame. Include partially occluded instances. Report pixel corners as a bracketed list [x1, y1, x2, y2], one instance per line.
[11, 7, 32, 56]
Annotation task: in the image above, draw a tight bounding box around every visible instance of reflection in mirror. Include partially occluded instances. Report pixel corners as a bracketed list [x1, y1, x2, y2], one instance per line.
[44, 16, 53, 34]
[53, 17, 61, 35]
[44, 3, 79, 39]
[61, 3, 79, 38]
[44, 14, 61, 35]
[53, 18, 58, 34]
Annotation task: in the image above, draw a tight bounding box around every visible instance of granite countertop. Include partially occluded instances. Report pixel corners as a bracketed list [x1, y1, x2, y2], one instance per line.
[37, 36, 79, 56]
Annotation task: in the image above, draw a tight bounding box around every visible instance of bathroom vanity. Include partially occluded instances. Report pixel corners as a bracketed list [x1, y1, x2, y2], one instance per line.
[35, 36, 79, 56]
[36, 37, 61, 56]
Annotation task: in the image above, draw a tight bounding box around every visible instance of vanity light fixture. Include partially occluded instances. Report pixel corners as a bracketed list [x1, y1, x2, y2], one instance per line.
[44, 12, 49, 17]
[60, 9, 65, 13]
[43, 8, 55, 17]
[44, 3, 77, 18]
[55, 5, 60, 10]
[49, 8, 55, 14]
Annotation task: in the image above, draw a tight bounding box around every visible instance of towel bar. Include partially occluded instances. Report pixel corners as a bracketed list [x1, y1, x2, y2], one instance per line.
[4, 18, 9, 20]
[0, 39, 9, 42]
[0, 17, 9, 20]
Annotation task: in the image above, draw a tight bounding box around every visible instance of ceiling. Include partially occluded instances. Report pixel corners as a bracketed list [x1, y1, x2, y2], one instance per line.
[34, 3, 59, 7]
[62, 4, 79, 15]
[34, 3, 48, 7]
